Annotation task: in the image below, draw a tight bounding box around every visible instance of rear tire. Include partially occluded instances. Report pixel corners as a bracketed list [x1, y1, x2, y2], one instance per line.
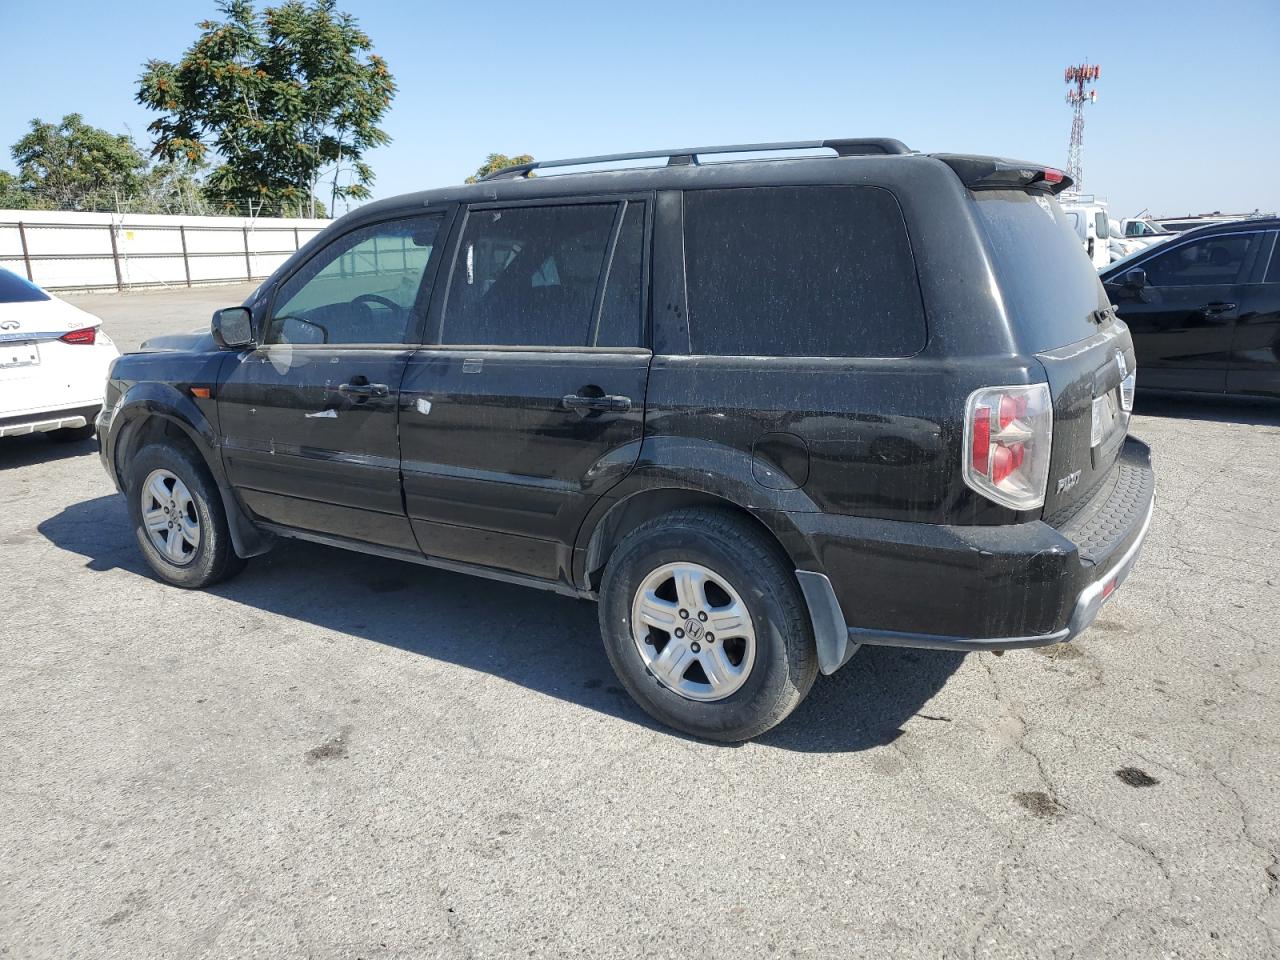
[126, 442, 246, 589]
[49, 423, 96, 443]
[598, 509, 818, 742]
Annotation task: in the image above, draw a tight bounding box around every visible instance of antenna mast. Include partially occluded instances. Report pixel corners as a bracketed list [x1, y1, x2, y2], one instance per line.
[1064, 61, 1100, 191]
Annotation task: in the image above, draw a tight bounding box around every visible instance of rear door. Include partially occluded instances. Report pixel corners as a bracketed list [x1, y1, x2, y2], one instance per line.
[217, 213, 448, 550]
[398, 197, 651, 582]
[1104, 231, 1266, 393]
[1227, 231, 1280, 397]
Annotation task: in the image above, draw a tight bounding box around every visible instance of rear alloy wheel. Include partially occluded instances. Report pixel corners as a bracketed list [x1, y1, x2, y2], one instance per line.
[599, 509, 818, 742]
[630, 561, 756, 702]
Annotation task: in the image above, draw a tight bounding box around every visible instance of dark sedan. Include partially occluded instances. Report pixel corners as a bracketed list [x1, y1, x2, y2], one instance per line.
[1101, 217, 1280, 398]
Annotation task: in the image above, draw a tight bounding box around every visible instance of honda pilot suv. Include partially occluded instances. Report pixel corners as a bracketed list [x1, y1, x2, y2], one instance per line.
[98, 138, 1155, 741]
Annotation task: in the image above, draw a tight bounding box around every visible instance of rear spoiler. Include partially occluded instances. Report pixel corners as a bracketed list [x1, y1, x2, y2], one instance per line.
[933, 154, 1074, 195]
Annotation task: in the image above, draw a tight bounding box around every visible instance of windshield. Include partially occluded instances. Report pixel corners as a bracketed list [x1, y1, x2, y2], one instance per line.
[0, 269, 51, 303]
[970, 190, 1109, 352]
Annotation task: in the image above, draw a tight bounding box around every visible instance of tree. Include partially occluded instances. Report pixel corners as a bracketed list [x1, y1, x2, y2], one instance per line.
[10, 114, 148, 210]
[465, 153, 534, 184]
[0, 170, 30, 209]
[137, 0, 395, 217]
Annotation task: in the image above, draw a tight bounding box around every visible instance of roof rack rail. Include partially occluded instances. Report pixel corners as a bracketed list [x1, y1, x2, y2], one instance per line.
[480, 138, 911, 181]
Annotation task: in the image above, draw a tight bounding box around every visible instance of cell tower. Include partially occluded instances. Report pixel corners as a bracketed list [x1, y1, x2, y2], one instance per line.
[1064, 61, 1100, 191]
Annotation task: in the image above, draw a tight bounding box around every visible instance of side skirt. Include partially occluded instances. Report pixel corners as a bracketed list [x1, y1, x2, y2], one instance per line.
[257, 522, 595, 600]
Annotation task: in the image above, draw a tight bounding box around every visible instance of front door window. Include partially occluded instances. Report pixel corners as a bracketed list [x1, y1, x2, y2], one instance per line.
[267, 216, 443, 345]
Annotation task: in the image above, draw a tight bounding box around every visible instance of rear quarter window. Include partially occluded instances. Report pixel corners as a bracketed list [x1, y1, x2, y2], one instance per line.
[971, 191, 1109, 352]
[682, 185, 926, 358]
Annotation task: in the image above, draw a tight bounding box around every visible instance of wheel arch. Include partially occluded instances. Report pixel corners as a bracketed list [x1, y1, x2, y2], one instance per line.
[576, 486, 817, 593]
[110, 387, 272, 559]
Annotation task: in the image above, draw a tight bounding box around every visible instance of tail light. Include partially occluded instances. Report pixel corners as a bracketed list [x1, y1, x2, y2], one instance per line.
[963, 383, 1053, 510]
[59, 326, 98, 345]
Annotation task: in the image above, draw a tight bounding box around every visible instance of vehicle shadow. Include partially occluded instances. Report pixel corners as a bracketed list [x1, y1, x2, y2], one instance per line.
[0, 434, 98, 470]
[1134, 393, 1280, 426]
[38, 494, 964, 753]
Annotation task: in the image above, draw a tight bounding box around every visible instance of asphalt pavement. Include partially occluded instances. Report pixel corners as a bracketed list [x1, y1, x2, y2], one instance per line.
[1, 284, 1277, 958]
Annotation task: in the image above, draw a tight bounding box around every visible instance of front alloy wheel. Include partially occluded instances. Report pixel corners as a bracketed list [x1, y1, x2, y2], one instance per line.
[139, 468, 201, 566]
[631, 562, 756, 701]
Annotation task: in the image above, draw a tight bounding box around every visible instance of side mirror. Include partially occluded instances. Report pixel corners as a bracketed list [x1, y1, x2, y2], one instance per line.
[1123, 268, 1147, 291]
[211, 307, 254, 349]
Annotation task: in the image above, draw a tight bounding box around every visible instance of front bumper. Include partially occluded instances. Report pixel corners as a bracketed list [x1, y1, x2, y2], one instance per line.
[793, 437, 1156, 673]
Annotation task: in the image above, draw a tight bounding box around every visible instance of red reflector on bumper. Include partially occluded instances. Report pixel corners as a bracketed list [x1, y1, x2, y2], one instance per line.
[1101, 577, 1118, 600]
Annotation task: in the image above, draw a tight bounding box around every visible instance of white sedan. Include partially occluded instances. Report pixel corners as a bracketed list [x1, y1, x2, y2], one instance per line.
[0, 269, 119, 441]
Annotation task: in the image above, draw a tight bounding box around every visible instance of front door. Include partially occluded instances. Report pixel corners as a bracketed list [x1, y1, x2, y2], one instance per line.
[1108, 230, 1265, 393]
[217, 213, 448, 550]
[399, 198, 651, 583]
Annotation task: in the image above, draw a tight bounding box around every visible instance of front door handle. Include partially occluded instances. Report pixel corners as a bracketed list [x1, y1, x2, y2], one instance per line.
[338, 381, 389, 398]
[562, 393, 632, 414]
[1200, 301, 1238, 321]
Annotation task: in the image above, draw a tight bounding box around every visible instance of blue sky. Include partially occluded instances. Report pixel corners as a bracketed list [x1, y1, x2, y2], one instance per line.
[2, 0, 1277, 217]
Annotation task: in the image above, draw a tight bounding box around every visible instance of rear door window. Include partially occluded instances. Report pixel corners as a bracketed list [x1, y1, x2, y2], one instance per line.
[595, 201, 647, 348]
[1266, 234, 1280, 283]
[1143, 233, 1261, 286]
[682, 185, 926, 358]
[442, 203, 618, 346]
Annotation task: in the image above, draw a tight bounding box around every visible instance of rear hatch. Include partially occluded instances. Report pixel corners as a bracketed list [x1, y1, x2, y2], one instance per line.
[965, 183, 1135, 520]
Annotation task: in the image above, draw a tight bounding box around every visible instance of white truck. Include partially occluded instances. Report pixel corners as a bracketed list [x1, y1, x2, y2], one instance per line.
[1057, 194, 1115, 268]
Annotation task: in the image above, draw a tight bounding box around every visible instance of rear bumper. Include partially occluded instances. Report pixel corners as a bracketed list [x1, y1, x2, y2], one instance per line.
[0, 403, 101, 438]
[791, 437, 1156, 673]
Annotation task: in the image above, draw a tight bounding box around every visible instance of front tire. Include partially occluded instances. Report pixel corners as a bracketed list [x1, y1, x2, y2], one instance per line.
[126, 443, 246, 589]
[599, 509, 818, 742]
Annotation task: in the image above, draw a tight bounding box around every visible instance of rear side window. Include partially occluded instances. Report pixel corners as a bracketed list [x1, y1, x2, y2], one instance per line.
[443, 203, 616, 346]
[1267, 235, 1280, 283]
[0, 269, 50, 303]
[682, 186, 926, 358]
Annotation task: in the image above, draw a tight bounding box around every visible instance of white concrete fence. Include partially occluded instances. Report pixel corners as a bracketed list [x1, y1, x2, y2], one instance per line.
[0, 210, 331, 292]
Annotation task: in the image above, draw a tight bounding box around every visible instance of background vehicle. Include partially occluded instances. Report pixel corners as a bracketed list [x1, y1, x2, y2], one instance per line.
[1101, 218, 1280, 397]
[97, 139, 1155, 741]
[1121, 217, 1174, 241]
[1058, 194, 1113, 266]
[1153, 212, 1275, 233]
[0, 269, 118, 440]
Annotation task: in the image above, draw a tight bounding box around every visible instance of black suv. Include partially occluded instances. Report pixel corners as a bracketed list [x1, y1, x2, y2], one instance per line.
[98, 138, 1156, 741]
[1101, 217, 1280, 397]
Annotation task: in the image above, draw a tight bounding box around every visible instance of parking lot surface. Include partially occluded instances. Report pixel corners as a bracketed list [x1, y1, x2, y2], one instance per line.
[2, 286, 1278, 959]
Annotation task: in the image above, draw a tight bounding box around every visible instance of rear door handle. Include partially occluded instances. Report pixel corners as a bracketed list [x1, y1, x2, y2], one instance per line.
[562, 393, 632, 413]
[338, 381, 389, 398]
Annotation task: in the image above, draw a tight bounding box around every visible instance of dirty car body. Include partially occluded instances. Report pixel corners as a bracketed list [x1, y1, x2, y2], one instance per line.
[98, 139, 1156, 740]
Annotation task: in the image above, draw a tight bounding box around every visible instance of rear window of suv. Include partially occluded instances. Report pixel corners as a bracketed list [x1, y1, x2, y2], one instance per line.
[683, 186, 926, 358]
[971, 191, 1109, 351]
